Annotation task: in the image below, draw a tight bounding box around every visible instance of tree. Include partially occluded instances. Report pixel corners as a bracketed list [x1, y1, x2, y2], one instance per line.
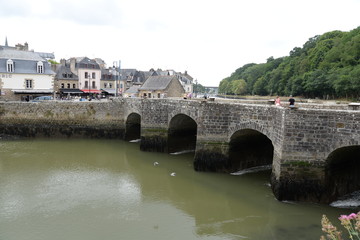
[219, 26, 360, 99]
[193, 82, 205, 94]
[219, 78, 232, 95]
[231, 79, 247, 95]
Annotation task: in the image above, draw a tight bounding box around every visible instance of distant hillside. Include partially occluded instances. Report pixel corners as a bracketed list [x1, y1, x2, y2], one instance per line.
[219, 26, 360, 99]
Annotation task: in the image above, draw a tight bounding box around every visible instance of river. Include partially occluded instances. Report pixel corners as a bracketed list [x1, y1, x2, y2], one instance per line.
[0, 139, 357, 240]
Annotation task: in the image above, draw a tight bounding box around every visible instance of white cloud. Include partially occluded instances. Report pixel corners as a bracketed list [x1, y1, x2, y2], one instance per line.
[0, 0, 359, 86]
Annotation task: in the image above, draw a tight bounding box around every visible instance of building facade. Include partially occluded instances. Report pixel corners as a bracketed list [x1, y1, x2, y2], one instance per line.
[55, 57, 124, 97]
[138, 75, 185, 98]
[0, 41, 55, 101]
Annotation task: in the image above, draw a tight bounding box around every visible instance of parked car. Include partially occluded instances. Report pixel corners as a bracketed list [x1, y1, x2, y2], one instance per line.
[32, 96, 54, 102]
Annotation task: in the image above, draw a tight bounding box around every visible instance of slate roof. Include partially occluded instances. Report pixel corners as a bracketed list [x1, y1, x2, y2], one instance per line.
[0, 48, 54, 75]
[124, 85, 140, 94]
[142, 70, 158, 80]
[139, 75, 177, 90]
[0, 48, 45, 61]
[55, 65, 78, 80]
[77, 57, 100, 69]
[120, 69, 137, 81]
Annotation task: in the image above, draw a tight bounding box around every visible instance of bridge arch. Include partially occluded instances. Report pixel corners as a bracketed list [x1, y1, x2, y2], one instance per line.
[228, 121, 275, 144]
[125, 113, 141, 141]
[324, 145, 360, 203]
[229, 128, 274, 173]
[167, 113, 197, 154]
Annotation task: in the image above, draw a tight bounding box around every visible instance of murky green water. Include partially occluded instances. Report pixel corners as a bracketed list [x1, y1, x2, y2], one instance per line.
[0, 139, 356, 240]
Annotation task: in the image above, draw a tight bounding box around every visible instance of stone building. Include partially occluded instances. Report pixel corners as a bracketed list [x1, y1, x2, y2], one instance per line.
[54, 58, 126, 97]
[138, 75, 185, 98]
[54, 57, 104, 97]
[120, 68, 194, 96]
[0, 40, 55, 101]
[100, 67, 125, 96]
[149, 69, 194, 95]
[54, 59, 81, 96]
[123, 85, 141, 98]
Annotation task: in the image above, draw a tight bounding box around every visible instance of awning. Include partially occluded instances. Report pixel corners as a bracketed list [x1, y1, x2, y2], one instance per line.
[12, 89, 53, 94]
[59, 88, 84, 94]
[101, 88, 116, 94]
[81, 89, 102, 94]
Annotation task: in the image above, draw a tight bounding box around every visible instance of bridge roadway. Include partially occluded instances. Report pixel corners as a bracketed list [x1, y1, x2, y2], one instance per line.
[0, 97, 359, 204]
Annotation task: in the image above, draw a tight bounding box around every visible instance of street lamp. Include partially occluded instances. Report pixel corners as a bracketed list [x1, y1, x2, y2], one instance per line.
[88, 73, 91, 100]
[113, 62, 117, 97]
[195, 79, 198, 98]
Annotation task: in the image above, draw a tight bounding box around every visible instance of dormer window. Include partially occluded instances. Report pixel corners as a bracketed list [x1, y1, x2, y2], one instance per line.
[37, 61, 44, 73]
[7, 59, 14, 72]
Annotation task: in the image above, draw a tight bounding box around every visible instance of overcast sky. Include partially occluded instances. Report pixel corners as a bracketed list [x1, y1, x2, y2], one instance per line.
[1, 0, 359, 86]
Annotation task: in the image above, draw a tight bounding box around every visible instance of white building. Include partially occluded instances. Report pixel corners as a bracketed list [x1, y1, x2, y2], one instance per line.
[0, 40, 55, 101]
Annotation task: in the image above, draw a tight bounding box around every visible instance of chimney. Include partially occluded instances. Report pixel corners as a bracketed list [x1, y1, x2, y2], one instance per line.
[70, 58, 76, 73]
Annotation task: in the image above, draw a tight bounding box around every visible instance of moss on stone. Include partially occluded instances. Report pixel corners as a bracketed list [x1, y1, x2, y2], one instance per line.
[144, 128, 168, 133]
[44, 110, 54, 118]
[87, 106, 96, 116]
[288, 161, 312, 167]
[203, 141, 227, 145]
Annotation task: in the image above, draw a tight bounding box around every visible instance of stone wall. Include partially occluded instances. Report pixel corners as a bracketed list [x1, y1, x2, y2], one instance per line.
[0, 99, 126, 138]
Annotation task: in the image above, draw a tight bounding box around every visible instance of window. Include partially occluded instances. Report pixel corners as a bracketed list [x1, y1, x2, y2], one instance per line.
[104, 83, 107, 88]
[25, 79, 33, 89]
[73, 84, 76, 88]
[92, 72, 95, 79]
[92, 81, 95, 88]
[109, 83, 112, 88]
[61, 83, 65, 88]
[67, 83, 70, 88]
[6, 59, 14, 72]
[37, 61, 44, 73]
[85, 81, 89, 88]
[85, 72, 88, 78]
[158, 93, 160, 98]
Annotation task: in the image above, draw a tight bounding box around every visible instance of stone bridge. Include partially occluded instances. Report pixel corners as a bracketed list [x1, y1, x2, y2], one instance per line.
[0, 98, 359, 204]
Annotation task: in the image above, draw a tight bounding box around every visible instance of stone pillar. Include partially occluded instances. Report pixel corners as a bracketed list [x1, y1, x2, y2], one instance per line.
[140, 127, 168, 153]
[271, 157, 327, 203]
[194, 141, 231, 172]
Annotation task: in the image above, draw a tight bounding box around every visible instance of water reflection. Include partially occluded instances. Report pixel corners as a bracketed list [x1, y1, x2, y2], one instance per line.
[0, 139, 358, 240]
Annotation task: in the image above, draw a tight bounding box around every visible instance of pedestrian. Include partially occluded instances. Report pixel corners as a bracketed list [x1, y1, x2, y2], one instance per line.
[289, 95, 295, 107]
[275, 96, 281, 106]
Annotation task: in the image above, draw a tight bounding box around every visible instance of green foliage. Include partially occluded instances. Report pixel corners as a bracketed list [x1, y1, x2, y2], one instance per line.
[220, 26, 360, 99]
[231, 79, 247, 95]
[48, 59, 59, 65]
[194, 82, 206, 93]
